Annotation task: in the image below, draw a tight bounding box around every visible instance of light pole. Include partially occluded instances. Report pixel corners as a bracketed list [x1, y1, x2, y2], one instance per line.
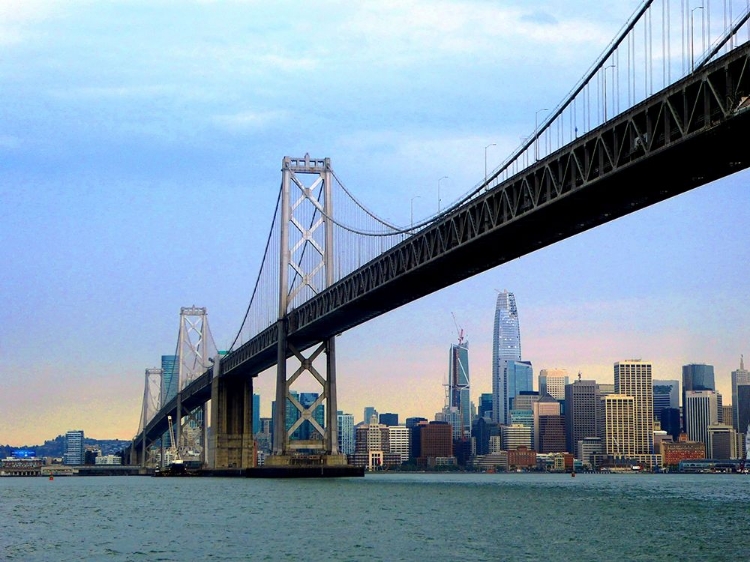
[484, 143, 496, 190]
[603, 63, 615, 120]
[691, 5, 704, 71]
[410, 195, 421, 228]
[535, 109, 548, 161]
[437, 176, 448, 212]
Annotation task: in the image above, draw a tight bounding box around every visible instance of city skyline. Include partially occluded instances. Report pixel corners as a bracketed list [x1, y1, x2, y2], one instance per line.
[2, 1, 749, 444]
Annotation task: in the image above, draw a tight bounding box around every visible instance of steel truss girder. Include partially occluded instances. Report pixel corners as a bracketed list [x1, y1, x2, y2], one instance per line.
[218, 44, 750, 382]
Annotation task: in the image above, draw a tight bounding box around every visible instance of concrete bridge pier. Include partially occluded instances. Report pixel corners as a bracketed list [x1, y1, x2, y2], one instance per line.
[207, 358, 255, 469]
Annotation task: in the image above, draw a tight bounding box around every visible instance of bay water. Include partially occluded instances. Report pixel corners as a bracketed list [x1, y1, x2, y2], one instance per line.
[2, 472, 749, 561]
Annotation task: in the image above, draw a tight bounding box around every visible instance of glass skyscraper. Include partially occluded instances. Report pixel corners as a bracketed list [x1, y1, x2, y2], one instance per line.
[448, 340, 471, 437]
[682, 364, 715, 432]
[492, 290, 521, 424]
[506, 360, 533, 413]
[161, 354, 178, 404]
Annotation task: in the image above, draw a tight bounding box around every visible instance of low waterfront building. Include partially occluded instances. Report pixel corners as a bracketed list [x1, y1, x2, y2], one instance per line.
[507, 446, 536, 470]
[660, 439, 705, 468]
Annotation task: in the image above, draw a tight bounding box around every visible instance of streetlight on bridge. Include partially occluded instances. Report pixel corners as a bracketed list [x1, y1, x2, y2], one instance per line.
[484, 144, 496, 190]
[534, 109, 548, 161]
[410, 195, 421, 228]
[437, 176, 449, 212]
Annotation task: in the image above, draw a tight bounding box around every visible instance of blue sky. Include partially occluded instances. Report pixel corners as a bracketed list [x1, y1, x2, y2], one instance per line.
[1, 1, 748, 444]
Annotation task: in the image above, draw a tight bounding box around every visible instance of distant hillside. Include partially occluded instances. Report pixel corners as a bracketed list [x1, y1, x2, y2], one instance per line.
[0, 435, 130, 459]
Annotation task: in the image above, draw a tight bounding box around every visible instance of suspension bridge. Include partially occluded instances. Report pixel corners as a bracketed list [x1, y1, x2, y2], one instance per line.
[125, 0, 750, 472]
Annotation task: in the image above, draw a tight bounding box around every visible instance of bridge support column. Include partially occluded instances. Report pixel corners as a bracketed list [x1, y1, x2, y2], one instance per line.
[209, 372, 255, 469]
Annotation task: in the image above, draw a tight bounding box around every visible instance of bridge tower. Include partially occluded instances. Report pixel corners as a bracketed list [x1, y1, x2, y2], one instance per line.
[133, 367, 162, 467]
[270, 154, 345, 466]
[175, 306, 214, 463]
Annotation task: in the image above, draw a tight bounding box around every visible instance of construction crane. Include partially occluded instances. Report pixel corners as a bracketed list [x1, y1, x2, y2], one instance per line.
[451, 312, 464, 345]
[166, 415, 183, 468]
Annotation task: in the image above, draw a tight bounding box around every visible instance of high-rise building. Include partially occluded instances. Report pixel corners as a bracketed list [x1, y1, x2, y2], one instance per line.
[298, 392, 325, 441]
[64, 430, 85, 465]
[492, 291, 521, 424]
[253, 394, 261, 435]
[707, 424, 737, 459]
[660, 407, 681, 442]
[737, 385, 750, 436]
[501, 424, 532, 450]
[539, 369, 569, 400]
[472, 416, 500, 456]
[601, 394, 636, 458]
[731, 356, 750, 431]
[615, 360, 654, 454]
[363, 406, 378, 425]
[448, 339, 471, 437]
[379, 413, 399, 427]
[564, 379, 600, 457]
[406, 417, 427, 463]
[161, 354, 178, 404]
[537, 415, 566, 453]
[682, 364, 715, 431]
[418, 422, 453, 465]
[652, 380, 679, 420]
[507, 360, 533, 413]
[478, 393, 493, 420]
[533, 395, 560, 451]
[684, 390, 719, 455]
[388, 425, 410, 463]
[337, 411, 355, 456]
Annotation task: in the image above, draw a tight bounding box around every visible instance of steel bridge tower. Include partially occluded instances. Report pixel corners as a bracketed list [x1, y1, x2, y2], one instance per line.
[269, 154, 345, 466]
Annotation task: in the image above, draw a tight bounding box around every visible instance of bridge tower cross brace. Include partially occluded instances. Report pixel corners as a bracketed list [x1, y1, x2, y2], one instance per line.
[175, 306, 211, 458]
[273, 155, 342, 461]
[136, 367, 162, 467]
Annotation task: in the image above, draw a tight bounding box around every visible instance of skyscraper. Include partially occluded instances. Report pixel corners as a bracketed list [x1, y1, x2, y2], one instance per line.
[539, 369, 569, 400]
[684, 390, 719, 455]
[363, 406, 378, 425]
[337, 411, 355, 456]
[601, 394, 636, 458]
[682, 364, 715, 431]
[507, 360, 533, 414]
[253, 393, 261, 435]
[478, 393, 493, 420]
[731, 356, 750, 430]
[564, 379, 600, 458]
[64, 430, 84, 465]
[652, 379, 679, 421]
[448, 339, 470, 437]
[615, 360, 654, 455]
[492, 290, 521, 424]
[161, 354, 178, 405]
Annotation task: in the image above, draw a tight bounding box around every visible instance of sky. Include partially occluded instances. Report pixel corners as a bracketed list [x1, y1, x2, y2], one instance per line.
[1, 1, 748, 445]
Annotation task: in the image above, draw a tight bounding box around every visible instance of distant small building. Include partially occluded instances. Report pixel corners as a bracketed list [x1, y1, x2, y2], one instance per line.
[95, 455, 122, 465]
[507, 446, 536, 470]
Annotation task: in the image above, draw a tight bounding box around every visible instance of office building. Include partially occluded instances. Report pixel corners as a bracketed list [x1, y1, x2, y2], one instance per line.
[652, 380, 679, 420]
[64, 430, 85, 466]
[418, 422, 454, 466]
[406, 417, 427, 463]
[161, 354, 178, 404]
[448, 339, 471, 437]
[615, 360, 654, 454]
[578, 437, 603, 469]
[684, 390, 719, 455]
[601, 394, 636, 458]
[731, 356, 750, 430]
[501, 424, 532, 451]
[472, 416, 500, 456]
[738, 385, 750, 436]
[565, 379, 600, 457]
[660, 407, 681, 442]
[478, 393, 493, 420]
[660, 437, 706, 468]
[682, 364, 715, 431]
[537, 415, 566, 453]
[707, 424, 737, 459]
[379, 413, 399, 427]
[388, 425, 410, 463]
[507, 360, 533, 413]
[253, 393, 261, 435]
[337, 411, 355, 456]
[492, 290, 521, 424]
[539, 369, 569, 400]
[363, 406, 378, 425]
[533, 395, 560, 451]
